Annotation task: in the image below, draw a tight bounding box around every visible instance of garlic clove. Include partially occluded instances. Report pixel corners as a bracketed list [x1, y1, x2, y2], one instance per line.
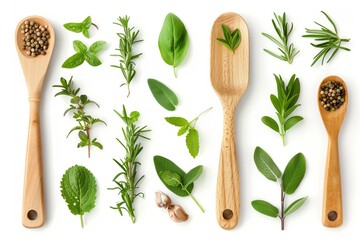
[155, 191, 171, 208]
[167, 204, 189, 222]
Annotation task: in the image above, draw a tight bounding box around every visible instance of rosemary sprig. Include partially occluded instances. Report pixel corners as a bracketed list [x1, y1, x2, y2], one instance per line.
[262, 12, 299, 64]
[53, 76, 106, 158]
[111, 16, 143, 97]
[303, 11, 350, 67]
[108, 105, 150, 223]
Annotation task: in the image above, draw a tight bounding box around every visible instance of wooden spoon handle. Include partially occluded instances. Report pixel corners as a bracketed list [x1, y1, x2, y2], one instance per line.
[322, 135, 342, 227]
[216, 104, 240, 230]
[22, 101, 44, 228]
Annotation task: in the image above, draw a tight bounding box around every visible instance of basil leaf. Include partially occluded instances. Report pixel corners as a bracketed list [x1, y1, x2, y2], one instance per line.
[62, 53, 85, 68]
[254, 147, 282, 182]
[186, 128, 199, 158]
[89, 41, 106, 54]
[261, 116, 279, 133]
[251, 200, 279, 218]
[63, 23, 83, 33]
[284, 196, 307, 216]
[73, 40, 87, 53]
[183, 165, 203, 188]
[158, 13, 189, 77]
[84, 52, 102, 66]
[82, 16, 92, 29]
[82, 28, 90, 38]
[282, 153, 306, 194]
[153, 155, 193, 197]
[165, 117, 189, 127]
[148, 79, 178, 111]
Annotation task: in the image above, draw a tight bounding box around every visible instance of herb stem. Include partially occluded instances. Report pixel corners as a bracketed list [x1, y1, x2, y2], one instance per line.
[91, 23, 98, 30]
[173, 67, 177, 78]
[190, 107, 213, 126]
[86, 128, 91, 158]
[185, 189, 205, 212]
[80, 214, 84, 229]
[280, 185, 285, 230]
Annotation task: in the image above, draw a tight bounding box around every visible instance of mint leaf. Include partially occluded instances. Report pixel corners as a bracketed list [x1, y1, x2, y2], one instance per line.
[178, 125, 189, 136]
[186, 128, 199, 158]
[165, 117, 189, 127]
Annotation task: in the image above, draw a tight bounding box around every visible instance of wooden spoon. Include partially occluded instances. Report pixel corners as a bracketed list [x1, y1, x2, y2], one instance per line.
[318, 76, 348, 227]
[15, 16, 55, 228]
[210, 12, 249, 230]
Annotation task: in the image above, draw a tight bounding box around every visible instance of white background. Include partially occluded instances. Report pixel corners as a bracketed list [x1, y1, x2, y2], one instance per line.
[1, 0, 359, 239]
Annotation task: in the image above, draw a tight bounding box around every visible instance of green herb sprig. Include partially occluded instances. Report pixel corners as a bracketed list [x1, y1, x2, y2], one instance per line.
[53, 76, 106, 158]
[108, 105, 150, 223]
[111, 16, 143, 97]
[261, 74, 303, 146]
[216, 24, 241, 53]
[262, 12, 299, 64]
[154, 155, 204, 212]
[303, 11, 350, 66]
[62, 40, 106, 68]
[165, 107, 212, 158]
[63, 16, 98, 38]
[252, 147, 307, 230]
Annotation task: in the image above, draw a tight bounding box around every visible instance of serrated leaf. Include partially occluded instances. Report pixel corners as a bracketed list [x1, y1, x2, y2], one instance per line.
[186, 128, 199, 158]
[183, 165, 203, 188]
[178, 125, 189, 136]
[148, 79, 178, 111]
[165, 117, 189, 127]
[254, 147, 281, 182]
[284, 116, 303, 131]
[160, 170, 182, 187]
[285, 197, 308, 216]
[261, 116, 279, 133]
[282, 153, 306, 194]
[251, 200, 279, 218]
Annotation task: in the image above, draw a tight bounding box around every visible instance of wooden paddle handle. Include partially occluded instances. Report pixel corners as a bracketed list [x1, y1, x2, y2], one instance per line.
[216, 105, 240, 230]
[322, 135, 342, 227]
[22, 100, 45, 228]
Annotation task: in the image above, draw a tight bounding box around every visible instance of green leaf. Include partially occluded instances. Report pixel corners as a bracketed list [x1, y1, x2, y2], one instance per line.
[63, 23, 83, 33]
[177, 125, 189, 136]
[254, 147, 281, 182]
[165, 117, 189, 127]
[251, 200, 279, 218]
[261, 116, 279, 133]
[60, 165, 97, 227]
[282, 153, 306, 194]
[129, 111, 140, 123]
[82, 16, 92, 29]
[62, 53, 85, 68]
[160, 170, 182, 187]
[84, 52, 102, 66]
[186, 128, 199, 158]
[148, 79, 178, 111]
[183, 165, 203, 188]
[78, 131, 88, 142]
[270, 94, 282, 113]
[285, 197, 308, 216]
[73, 40, 87, 53]
[67, 126, 82, 138]
[89, 41, 106, 54]
[216, 24, 241, 53]
[92, 141, 103, 150]
[82, 28, 90, 38]
[158, 13, 189, 75]
[153, 155, 193, 197]
[284, 116, 303, 131]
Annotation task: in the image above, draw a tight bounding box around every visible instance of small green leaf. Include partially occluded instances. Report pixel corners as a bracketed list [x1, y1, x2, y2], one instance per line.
[216, 24, 241, 53]
[67, 126, 83, 138]
[62, 53, 85, 68]
[261, 116, 279, 133]
[160, 170, 182, 187]
[177, 125, 189, 136]
[284, 116, 303, 131]
[78, 131, 88, 142]
[89, 41, 106, 54]
[63, 23, 83, 33]
[84, 52, 102, 66]
[92, 141, 103, 150]
[148, 79, 178, 111]
[129, 111, 140, 123]
[80, 95, 88, 104]
[254, 147, 281, 182]
[82, 28, 90, 38]
[82, 16, 92, 29]
[165, 117, 189, 127]
[183, 165, 203, 188]
[251, 200, 279, 218]
[285, 197, 308, 216]
[73, 40, 87, 53]
[186, 128, 199, 158]
[282, 153, 306, 194]
[270, 94, 282, 113]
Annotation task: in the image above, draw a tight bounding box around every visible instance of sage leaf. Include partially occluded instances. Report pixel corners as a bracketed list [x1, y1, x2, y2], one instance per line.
[148, 79, 178, 111]
[284, 116, 303, 131]
[153, 155, 193, 197]
[160, 170, 182, 187]
[158, 13, 189, 77]
[282, 153, 306, 194]
[251, 200, 279, 218]
[284, 197, 308, 216]
[60, 165, 97, 228]
[261, 116, 279, 133]
[62, 53, 85, 68]
[165, 117, 189, 127]
[186, 128, 199, 158]
[183, 165, 203, 188]
[254, 147, 281, 182]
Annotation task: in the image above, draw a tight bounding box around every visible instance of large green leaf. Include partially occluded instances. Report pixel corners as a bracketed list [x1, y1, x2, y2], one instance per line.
[148, 79, 178, 111]
[282, 153, 306, 194]
[254, 147, 282, 182]
[285, 196, 308, 216]
[153, 155, 193, 196]
[251, 200, 279, 218]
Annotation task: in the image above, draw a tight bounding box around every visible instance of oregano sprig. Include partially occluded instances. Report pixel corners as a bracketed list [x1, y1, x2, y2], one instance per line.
[111, 16, 143, 97]
[63, 16, 98, 38]
[53, 76, 106, 158]
[165, 107, 212, 158]
[261, 74, 303, 146]
[216, 24, 241, 53]
[108, 105, 150, 223]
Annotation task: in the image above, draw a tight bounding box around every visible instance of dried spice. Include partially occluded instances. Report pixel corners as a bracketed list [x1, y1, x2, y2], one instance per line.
[20, 20, 50, 57]
[319, 81, 346, 111]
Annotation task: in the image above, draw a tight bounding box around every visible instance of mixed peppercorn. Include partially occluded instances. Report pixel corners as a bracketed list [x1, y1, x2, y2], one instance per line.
[20, 20, 50, 57]
[319, 81, 346, 111]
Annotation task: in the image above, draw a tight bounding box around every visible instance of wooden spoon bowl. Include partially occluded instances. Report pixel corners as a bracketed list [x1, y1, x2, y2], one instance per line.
[15, 16, 55, 228]
[318, 75, 348, 228]
[210, 12, 249, 230]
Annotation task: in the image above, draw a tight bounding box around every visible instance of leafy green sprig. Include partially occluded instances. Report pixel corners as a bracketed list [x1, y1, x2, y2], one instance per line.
[63, 16, 98, 38]
[261, 74, 303, 146]
[252, 147, 307, 230]
[303, 11, 350, 66]
[216, 24, 241, 53]
[53, 76, 106, 158]
[111, 16, 143, 97]
[262, 12, 299, 64]
[108, 105, 150, 223]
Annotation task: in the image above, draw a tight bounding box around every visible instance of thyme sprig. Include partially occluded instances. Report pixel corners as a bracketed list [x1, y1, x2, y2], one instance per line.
[111, 16, 143, 97]
[262, 12, 299, 64]
[53, 76, 106, 158]
[108, 105, 150, 223]
[303, 11, 350, 66]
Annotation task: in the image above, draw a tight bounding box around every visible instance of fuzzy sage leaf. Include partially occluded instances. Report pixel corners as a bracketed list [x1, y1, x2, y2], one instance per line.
[148, 79, 179, 111]
[251, 200, 279, 218]
[254, 146, 281, 182]
[282, 153, 306, 195]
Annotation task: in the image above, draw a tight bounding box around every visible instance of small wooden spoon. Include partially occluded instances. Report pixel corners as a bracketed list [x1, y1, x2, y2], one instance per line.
[15, 16, 55, 228]
[210, 13, 249, 230]
[318, 76, 348, 228]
